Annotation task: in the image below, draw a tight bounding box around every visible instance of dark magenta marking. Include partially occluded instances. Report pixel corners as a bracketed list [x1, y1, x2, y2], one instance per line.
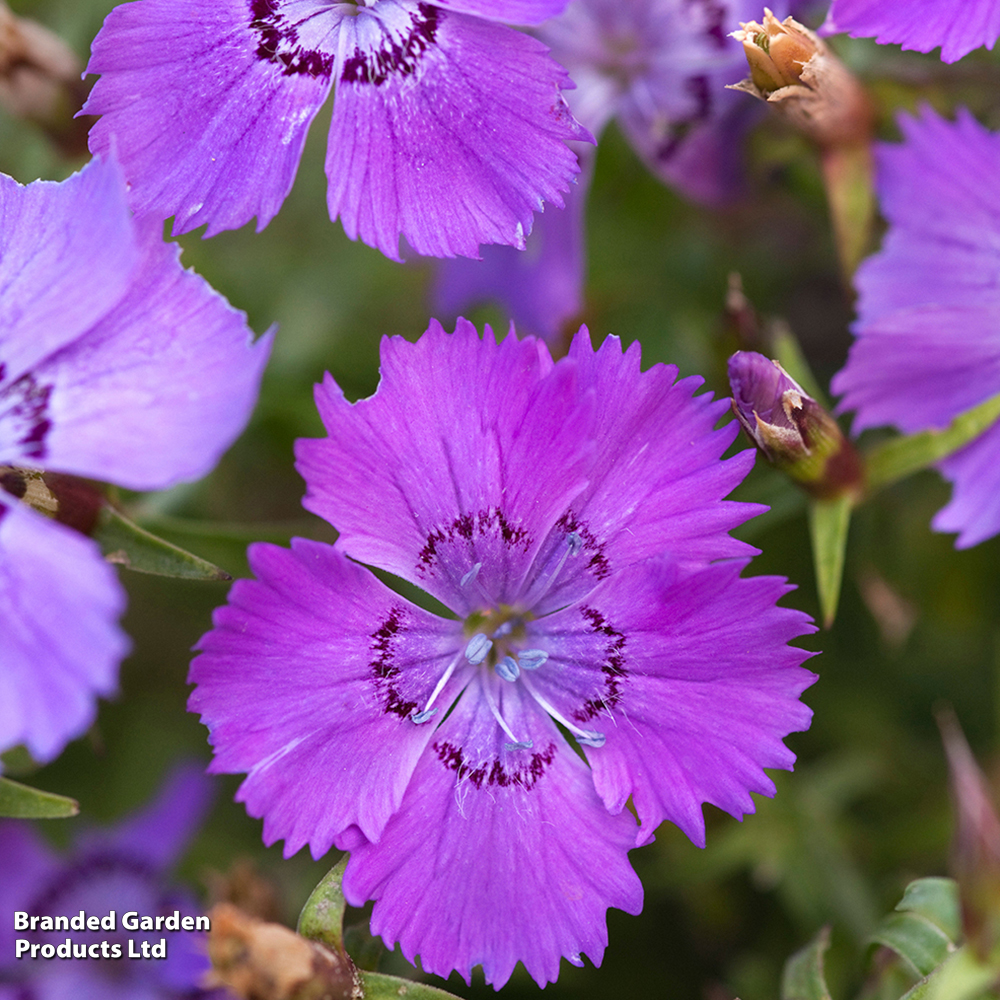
[418, 506, 530, 576]
[369, 606, 418, 718]
[0, 373, 53, 461]
[250, 0, 334, 79]
[434, 739, 555, 791]
[557, 510, 610, 580]
[341, 2, 440, 86]
[573, 605, 627, 723]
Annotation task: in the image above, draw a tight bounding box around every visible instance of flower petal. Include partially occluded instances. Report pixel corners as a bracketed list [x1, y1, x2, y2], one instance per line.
[0, 820, 58, 968]
[296, 319, 595, 615]
[78, 762, 214, 873]
[527, 557, 816, 847]
[832, 108, 1000, 545]
[822, 0, 1000, 63]
[526, 330, 760, 615]
[436, 0, 569, 25]
[432, 144, 591, 342]
[933, 420, 1000, 549]
[0, 494, 128, 763]
[342, 675, 642, 988]
[0, 158, 136, 385]
[326, 1, 590, 259]
[85, 0, 341, 236]
[190, 538, 466, 855]
[31, 217, 271, 491]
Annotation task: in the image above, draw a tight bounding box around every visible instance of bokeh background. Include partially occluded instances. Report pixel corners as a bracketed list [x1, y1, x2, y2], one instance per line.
[6, 1, 1000, 997]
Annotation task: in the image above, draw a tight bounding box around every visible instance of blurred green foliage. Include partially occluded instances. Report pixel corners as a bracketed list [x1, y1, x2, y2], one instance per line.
[7, 2, 1000, 998]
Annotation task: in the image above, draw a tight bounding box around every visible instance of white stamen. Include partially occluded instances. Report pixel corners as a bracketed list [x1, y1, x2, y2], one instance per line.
[520, 674, 605, 748]
[409, 649, 464, 725]
[483, 680, 532, 751]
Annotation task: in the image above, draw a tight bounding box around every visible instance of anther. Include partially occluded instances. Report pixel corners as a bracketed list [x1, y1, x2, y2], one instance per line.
[492, 620, 514, 639]
[504, 740, 533, 751]
[566, 531, 583, 555]
[465, 633, 492, 665]
[411, 708, 438, 724]
[495, 656, 520, 682]
[460, 562, 482, 587]
[518, 649, 548, 671]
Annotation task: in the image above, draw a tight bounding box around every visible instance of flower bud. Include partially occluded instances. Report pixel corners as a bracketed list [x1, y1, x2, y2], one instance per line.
[0, 1, 93, 157]
[728, 351, 863, 499]
[729, 8, 873, 149]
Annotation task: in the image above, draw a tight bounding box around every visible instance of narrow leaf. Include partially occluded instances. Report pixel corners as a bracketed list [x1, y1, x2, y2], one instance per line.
[297, 855, 349, 956]
[781, 926, 833, 1000]
[0, 776, 78, 818]
[361, 971, 467, 1000]
[94, 504, 231, 581]
[808, 495, 852, 628]
[865, 390, 1000, 494]
[896, 878, 961, 943]
[871, 911, 954, 977]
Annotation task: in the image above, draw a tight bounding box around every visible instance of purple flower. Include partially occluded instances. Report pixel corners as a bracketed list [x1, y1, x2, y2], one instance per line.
[433, 0, 790, 339]
[831, 106, 1000, 547]
[821, 0, 1000, 63]
[0, 156, 271, 765]
[191, 320, 817, 988]
[0, 764, 221, 1000]
[82, 0, 591, 261]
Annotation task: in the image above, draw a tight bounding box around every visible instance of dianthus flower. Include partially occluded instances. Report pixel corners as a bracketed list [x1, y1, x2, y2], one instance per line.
[83, 0, 591, 261]
[821, 0, 1000, 63]
[0, 156, 271, 766]
[191, 320, 816, 987]
[0, 764, 223, 1000]
[831, 107, 1000, 547]
[434, 0, 793, 339]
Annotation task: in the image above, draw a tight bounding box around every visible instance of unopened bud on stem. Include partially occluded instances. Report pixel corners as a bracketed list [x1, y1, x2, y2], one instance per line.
[728, 351, 863, 500]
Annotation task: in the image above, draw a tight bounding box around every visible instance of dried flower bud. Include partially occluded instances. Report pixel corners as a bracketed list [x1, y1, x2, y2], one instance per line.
[729, 8, 873, 149]
[0, 2, 92, 156]
[206, 903, 360, 1000]
[728, 351, 863, 499]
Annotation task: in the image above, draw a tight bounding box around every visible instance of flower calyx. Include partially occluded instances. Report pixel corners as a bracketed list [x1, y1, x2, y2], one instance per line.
[728, 351, 863, 500]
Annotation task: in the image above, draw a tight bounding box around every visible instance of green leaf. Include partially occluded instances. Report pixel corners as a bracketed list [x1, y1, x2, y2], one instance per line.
[865, 389, 1000, 494]
[297, 855, 349, 955]
[871, 911, 954, 977]
[93, 504, 232, 581]
[896, 878, 961, 943]
[0, 776, 78, 818]
[781, 926, 833, 1000]
[808, 495, 852, 628]
[360, 971, 467, 1000]
[899, 944, 998, 1000]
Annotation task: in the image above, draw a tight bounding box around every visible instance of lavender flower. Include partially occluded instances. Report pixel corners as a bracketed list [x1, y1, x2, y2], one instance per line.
[0, 764, 221, 1000]
[434, 0, 791, 339]
[82, 0, 591, 261]
[191, 320, 817, 988]
[0, 156, 271, 766]
[831, 107, 1000, 547]
[821, 0, 1000, 63]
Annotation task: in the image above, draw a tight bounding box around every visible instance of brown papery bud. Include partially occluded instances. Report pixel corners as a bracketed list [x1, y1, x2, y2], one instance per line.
[0, 2, 92, 157]
[206, 903, 361, 1000]
[729, 8, 873, 149]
